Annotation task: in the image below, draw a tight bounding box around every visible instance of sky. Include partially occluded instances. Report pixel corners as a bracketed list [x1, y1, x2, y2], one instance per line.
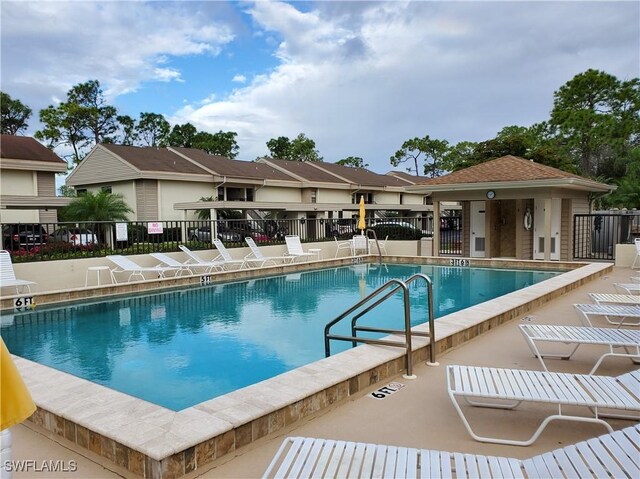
[2, 0, 639, 176]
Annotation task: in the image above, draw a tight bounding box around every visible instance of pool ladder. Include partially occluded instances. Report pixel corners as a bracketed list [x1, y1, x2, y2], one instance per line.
[323, 273, 437, 378]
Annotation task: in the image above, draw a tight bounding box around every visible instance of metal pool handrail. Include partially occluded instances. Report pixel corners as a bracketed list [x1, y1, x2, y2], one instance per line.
[364, 228, 382, 264]
[323, 273, 436, 378]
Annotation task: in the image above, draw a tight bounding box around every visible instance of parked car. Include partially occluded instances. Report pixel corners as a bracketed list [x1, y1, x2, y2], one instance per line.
[189, 226, 244, 242]
[189, 226, 212, 242]
[370, 221, 424, 240]
[50, 227, 98, 246]
[2, 224, 48, 250]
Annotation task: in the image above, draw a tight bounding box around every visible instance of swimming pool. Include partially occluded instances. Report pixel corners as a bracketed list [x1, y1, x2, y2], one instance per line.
[1, 263, 558, 410]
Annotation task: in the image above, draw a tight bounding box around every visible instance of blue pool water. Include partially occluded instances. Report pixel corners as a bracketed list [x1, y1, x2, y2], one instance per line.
[1, 263, 559, 410]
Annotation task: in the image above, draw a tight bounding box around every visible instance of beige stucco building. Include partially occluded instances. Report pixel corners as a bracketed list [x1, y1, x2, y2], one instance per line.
[66, 144, 433, 222]
[409, 156, 615, 261]
[0, 135, 70, 224]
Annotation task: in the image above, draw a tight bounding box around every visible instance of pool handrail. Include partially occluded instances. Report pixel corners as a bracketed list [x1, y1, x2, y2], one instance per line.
[323, 273, 436, 377]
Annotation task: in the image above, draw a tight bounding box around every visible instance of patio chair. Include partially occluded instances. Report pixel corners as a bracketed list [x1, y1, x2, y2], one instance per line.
[632, 237, 640, 269]
[369, 235, 388, 255]
[106, 255, 178, 283]
[284, 235, 316, 262]
[574, 303, 640, 328]
[263, 424, 640, 478]
[334, 236, 351, 258]
[615, 283, 640, 295]
[244, 237, 292, 267]
[178, 245, 232, 272]
[149, 252, 198, 276]
[520, 324, 640, 374]
[0, 250, 37, 294]
[447, 365, 640, 446]
[210, 239, 251, 269]
[589, 292, 640, 305]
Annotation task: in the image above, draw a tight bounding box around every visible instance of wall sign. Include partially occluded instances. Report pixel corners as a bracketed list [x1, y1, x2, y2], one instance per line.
[449, 258, 470, 267]
[147, 222, 164, 234]
[369, 382, 405, 400]
[14, 296, 35, 312]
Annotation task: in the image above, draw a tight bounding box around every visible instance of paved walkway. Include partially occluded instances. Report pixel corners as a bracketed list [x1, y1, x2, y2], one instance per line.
[11, 266, 638, 478]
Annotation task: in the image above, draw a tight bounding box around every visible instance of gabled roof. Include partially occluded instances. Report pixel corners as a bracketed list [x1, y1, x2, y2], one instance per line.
[259, 158, 350, 184]
[412, 155, 614, 192]
[171, 148, 294, 181]
[0, 134, 66, 165]
[386, 171, 422, 185]
[100, 144, 209, 174]
[416, 156, 581, 185]
[260, 158, 408, 188]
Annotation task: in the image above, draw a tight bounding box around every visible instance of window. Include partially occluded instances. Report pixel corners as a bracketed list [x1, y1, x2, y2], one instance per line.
[101, 186, 112, 193]
[76, 189, 87, 196]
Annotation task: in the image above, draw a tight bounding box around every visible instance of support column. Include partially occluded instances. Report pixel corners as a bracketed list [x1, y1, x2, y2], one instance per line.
[433, 200, 440, 257]
[544, 198, 552, 261]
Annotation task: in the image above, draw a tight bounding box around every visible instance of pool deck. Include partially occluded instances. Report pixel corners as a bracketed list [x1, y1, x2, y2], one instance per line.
[9, 263, 639, 478]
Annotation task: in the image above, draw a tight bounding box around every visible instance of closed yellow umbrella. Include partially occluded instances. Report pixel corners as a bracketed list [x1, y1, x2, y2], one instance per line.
[1, 337, 36, 431]
[358, 195, 366, 234]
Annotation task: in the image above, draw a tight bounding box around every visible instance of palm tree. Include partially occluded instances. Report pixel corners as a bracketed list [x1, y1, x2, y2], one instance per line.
[62, 191, 133, 245]
[63, 191, 132, 221]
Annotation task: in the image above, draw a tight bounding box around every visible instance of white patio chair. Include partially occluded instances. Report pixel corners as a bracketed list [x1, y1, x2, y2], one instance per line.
[520, 324, 640, 374]
[263, 424, 640, 478]
[574, 303, 640, 328]
[589, 292, 640, 305]
[0, 250, 37, 294]
[632, 237, 640, 269]
[615, 283, 640, 295]
[334, 236, 351, 258]
[149, 252, 196, 276]
[178, 244, 233, 272]
[244, 237, 291, 267]
[210, 239, 249, 269]
[447, 365, 640, 446]
[284, 235, 316, 262]
[369, 235, 388, 255]
[106, 255, 178, 283]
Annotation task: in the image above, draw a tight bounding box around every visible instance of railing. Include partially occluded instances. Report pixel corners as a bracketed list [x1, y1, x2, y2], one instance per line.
[439, 216, 462, 256]
[0, 215, 458, 263]
[573, 212, 640, 260]
[324, 273, 436, 378]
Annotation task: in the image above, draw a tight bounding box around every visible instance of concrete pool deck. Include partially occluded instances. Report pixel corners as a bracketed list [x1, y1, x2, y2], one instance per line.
[7, 262, 638, 478]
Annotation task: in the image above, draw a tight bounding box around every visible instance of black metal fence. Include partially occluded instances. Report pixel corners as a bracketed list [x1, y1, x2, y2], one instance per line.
[573, 212, 640, 260]
[1, 216, 447, 263]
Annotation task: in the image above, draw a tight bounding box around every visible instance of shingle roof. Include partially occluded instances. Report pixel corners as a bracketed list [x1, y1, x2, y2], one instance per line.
[313, 161, 408, 187]
[387, 171, 421, 184]
[263, 158, 408, 187]
[415, 155, 582, 185]
[0, 135, 66, 164]
[172, 148, 295, 181]
[101, 144, 209, 174]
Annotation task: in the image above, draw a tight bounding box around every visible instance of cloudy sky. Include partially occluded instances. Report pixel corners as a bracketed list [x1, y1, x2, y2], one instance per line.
[2, 0, 638, 174]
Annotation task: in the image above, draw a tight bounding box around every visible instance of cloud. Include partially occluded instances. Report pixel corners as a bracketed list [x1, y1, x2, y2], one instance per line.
[175, 1, 639, 171]
[1, 1, 234, 107]
[232, 74, 247, 84]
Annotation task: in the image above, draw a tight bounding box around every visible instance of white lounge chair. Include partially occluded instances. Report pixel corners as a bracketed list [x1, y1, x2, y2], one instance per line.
[369, 235, 388, 255]
[263, 424, 640, 478]
[178, 245, 229, 273]
[615, 283, 640, 295]
[0, 250, 36, 294]
[520, 324, 640, 374]
[284, 235, 316, 262]
[210, 239, 250, 269]
[447, 365, 640, 446]
[574, 303, 640, 328]
[244, 237, 291, 267]
[149, 253, 197, 276]
[106, 255, 178, 282]
[589, 292, 640, 305]
[334, 236, 351, 258]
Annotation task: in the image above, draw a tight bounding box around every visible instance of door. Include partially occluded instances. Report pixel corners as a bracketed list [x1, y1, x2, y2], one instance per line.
[470, 201, 486, 258]
[534, 199, 561, 260]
